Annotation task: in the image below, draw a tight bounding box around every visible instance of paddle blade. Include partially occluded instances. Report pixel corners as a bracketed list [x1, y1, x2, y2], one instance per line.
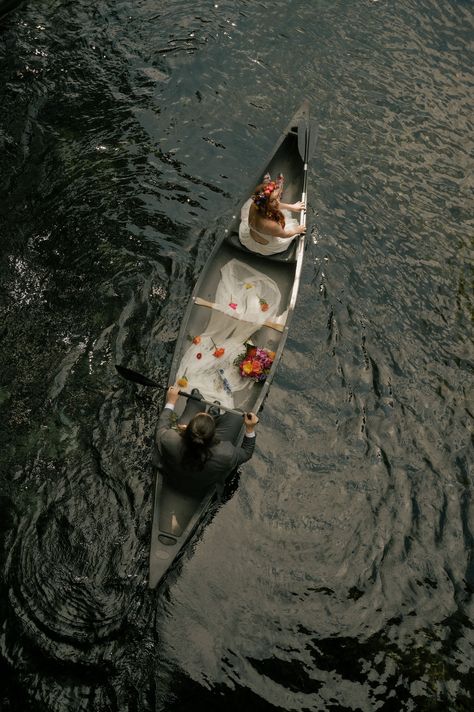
[307, 121, 318, 159]
[298, 119, 319, 163]
[115, 364, 160, 388]
[297, 118, 308, 161]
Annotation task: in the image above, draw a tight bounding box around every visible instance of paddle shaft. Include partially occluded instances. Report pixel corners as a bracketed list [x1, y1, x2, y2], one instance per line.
[299, 122, 311, 228]
[298, 121, 318, 225]
[115, 364, 245, 416]
[174, 390, 245, 417]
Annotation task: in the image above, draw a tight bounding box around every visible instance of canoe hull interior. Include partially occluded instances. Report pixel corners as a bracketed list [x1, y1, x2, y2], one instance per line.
[149, 102, 311, 589]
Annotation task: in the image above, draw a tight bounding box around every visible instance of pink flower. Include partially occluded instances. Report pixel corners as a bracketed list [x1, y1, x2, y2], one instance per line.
[229, 302, 238, 310]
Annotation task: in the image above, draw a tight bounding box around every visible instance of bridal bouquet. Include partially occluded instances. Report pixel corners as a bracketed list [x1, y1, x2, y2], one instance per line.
[235, 343, 275, 383]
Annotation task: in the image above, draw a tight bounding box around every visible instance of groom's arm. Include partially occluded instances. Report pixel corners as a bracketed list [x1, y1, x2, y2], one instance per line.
[227, 412, 258, 469]
[155, 385, 180, 453]
[230, 433, 256, 468]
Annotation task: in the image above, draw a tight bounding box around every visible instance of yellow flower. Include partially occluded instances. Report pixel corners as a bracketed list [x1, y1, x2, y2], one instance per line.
[244, 283, 253, 289]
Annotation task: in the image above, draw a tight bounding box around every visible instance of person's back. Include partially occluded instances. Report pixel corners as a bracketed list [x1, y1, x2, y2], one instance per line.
[159, 427, 248, 494]
[154, 385, 259, 496]
[239, 174, 305, 255]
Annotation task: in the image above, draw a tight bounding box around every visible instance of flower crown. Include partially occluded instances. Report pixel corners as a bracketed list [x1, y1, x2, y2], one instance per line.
[252, 172, 284, 208]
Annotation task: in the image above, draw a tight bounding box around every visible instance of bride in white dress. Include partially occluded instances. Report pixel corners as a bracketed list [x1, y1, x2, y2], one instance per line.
[239, 173, 306, 256]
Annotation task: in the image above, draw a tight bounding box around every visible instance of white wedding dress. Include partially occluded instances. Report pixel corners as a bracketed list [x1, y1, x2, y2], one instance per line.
[175, 258, 288, 408]
[239, 199, 300, 256]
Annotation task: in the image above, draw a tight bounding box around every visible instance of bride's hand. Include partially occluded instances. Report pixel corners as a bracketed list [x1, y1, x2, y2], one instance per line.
[291, 201, 305, 212]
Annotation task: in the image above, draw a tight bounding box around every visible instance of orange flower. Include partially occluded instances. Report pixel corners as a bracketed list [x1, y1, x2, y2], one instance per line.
[261, 302, 269, 312]
[213, 347, 225, 358]
[177, 376, 188, 387]
[192, 335, 201, 345]
[267, 350, 276, 360]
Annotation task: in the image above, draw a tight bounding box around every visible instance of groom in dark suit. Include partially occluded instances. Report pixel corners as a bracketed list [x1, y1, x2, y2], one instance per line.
[154, 385, 258, 496]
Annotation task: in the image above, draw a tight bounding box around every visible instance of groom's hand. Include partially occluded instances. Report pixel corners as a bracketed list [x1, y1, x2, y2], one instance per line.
[166, 385, 180, 405]
[244, 412, 259, 433]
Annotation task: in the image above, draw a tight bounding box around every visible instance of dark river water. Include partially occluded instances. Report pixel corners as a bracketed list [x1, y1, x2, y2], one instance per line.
[1, 1, 473, 710]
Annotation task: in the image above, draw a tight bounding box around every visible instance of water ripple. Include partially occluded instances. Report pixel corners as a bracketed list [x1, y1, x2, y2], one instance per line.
[1, 0, 473, 710]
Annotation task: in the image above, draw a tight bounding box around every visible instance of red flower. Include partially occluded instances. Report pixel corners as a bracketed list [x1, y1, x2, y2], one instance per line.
[251, 359, 263, 374]
[247, 347, 257, 358]
[213, 347, 225, 358]
[261, 302, 269, 312]
[229, 302, 238, 310]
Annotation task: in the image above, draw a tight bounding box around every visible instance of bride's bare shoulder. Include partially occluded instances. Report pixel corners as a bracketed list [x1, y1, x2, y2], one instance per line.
[262, 221, 281, 236]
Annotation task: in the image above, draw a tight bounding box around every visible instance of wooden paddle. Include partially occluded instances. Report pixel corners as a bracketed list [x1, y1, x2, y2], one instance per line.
[115, 364, 246, 417]
[297, 116, 318, 229]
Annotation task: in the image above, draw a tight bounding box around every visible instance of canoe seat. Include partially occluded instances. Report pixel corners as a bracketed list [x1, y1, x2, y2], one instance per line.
[225, 231, 299, 263]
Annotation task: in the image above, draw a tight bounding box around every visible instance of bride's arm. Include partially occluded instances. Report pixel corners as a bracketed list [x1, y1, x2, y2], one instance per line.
[279, 200, 305, 212]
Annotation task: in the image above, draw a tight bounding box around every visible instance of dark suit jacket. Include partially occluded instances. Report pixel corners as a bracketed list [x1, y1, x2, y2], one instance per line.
[154, 407, 256, 495]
